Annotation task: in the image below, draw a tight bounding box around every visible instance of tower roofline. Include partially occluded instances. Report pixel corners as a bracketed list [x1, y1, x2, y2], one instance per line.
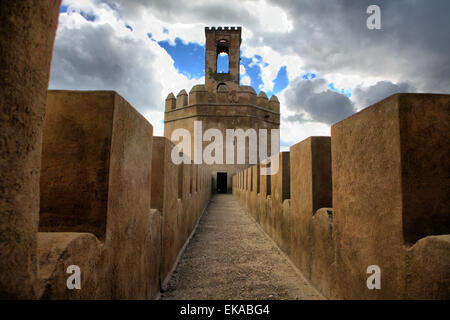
[205, 26, 242, 33]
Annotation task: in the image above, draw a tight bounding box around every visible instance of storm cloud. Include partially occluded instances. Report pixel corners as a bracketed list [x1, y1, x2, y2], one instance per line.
[352, 81, 415, 110]
[285, 78, 355, 125]
[50, 0, 450, 144]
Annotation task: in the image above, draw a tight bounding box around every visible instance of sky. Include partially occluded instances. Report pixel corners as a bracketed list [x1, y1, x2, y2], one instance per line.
[50, 0, 450, 150]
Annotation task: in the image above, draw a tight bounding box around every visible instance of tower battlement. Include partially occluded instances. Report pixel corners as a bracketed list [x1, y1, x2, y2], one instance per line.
[165, 85, 280, 118]
[204, 26, 242, 32]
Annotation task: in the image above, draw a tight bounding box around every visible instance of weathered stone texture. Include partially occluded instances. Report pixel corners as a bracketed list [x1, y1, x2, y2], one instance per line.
[40, 91, 114, 239]
[164, 27, 280, 194]
[37, 90, 155, 299]
[1, 4, 448, 301]
[289, 137, 332, 282]
[234, 94, 449, 300]
[332, 93, 450, 299]
[205, 27, 241, 93]
[1, 83, 210, 300]
[0, 0, 61, 299]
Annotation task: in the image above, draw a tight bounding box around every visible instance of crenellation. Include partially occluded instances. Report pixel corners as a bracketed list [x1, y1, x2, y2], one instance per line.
[238, 85, 258, 105]
[269, 95, 280, 113]
[1, 4, 448, 302]
[234, 93, 449, 300]
[165, 51, 280, 193]
[189, 84, 208, 105]
[165, 92, 176, 111]
[176, 89, 188, 108]
[257, 91, 269, 108]
[205, 26, 241, 33]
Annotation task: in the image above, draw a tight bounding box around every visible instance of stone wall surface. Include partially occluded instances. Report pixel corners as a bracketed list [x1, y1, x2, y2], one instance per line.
[164, 28, 280, 195]
[1, 2, 448, 300]
[0, 0, 62, 299]
[164, 98, 279, 194]
[1, 87, 210, 300]
[0, 4, 212, 299]
[37, 91, 211, 299]
[233, 93, 450, 299]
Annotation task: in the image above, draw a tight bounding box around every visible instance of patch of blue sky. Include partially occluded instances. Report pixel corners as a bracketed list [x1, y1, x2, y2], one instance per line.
[163, 27, 169, 34]
[217, 54, 229, 73]
[60, 5, 96, 21]
[267, 66, 289, 97]
[328, 82, 352, 97]
[157, 38, 205, 80]
[78, 10, 96, 21]
[301, 72, 317, 80]
[240, 55, 264, 92]
[154, 40, 286, 92]
[242, 55, 287, 96]
[280, 139, 292, 151]
[252, 55, 269, 68]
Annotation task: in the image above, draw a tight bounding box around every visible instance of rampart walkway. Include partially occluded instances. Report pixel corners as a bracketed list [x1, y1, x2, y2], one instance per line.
[162, 194, 323, 300]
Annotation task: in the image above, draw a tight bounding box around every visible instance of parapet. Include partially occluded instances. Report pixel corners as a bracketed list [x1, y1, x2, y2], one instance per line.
[189, 84, 208, 105]
[205, 26, 242, 32]
[39, 90, 155, 298]
[176, 89, 188, 108]
[332, 93, 450, 299]
[269, 95, 280, 113]
[164, 84, 280, 127]
[257, 91, 269, 108]
[237, 85, 257, 105]
[165, 93, 176, 112]
[233, 93, 450, 300]
[35, 91, 211, 299]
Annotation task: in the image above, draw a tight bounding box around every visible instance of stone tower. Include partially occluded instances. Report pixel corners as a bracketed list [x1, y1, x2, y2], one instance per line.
[164, 26, 280, 193]
[205, 26, 241, 93]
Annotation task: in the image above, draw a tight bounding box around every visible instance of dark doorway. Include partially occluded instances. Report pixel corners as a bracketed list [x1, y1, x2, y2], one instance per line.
[217, 172, 227, 194]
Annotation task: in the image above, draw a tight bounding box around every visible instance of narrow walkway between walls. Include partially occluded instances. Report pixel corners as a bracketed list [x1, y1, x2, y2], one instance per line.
[162, 194, 323, 300]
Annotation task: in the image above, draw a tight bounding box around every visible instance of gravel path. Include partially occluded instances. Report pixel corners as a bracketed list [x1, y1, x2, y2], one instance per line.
[161, 194, 323, 300]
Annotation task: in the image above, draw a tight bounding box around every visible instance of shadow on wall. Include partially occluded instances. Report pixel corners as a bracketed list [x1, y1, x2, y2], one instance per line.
[233, 93, 450, 300]
[0, 2, 212, 299]
[37, 90, 211, 299]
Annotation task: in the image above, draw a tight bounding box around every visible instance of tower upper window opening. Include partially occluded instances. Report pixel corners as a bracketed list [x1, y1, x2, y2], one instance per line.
[217, 52, 229, 73]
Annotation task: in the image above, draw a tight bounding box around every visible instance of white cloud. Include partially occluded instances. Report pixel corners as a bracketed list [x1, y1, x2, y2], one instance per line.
[240, 64, 246, 75]
[240, 75, 251, 86]
[242, 45, 304, 93]
[51, 0, 450, 148]
[51, 0, 203, 136]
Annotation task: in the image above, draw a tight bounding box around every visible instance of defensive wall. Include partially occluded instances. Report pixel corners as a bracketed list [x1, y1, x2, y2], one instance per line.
[1, 2, 448, 300]
[0, 3, 210, 299]
[233, 93, 450, 299]
[2, 89, 210, 299]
